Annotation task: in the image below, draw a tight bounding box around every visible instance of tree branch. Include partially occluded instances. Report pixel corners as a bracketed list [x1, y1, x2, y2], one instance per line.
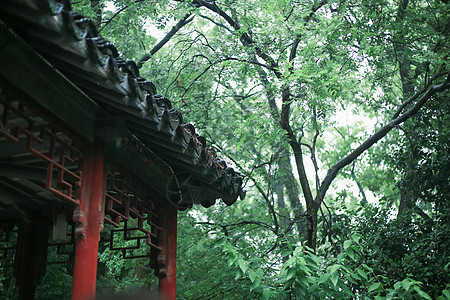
[197, 221, 275, 233]
[137, 13, 195, 68]
[180, 60, 216, 98]
[188, 0, 283, 78]
[197, 13, 234, 34]
[98, 0, 146, 33]
[209, 143, 280, 235]
[98, 5, 129, 33]
[391, 72, 448, 119]
[222, 57, 275, 72]
[351, 161, 367, 203]
[318, 73, 450, 204]
[312, 128, 321, 193]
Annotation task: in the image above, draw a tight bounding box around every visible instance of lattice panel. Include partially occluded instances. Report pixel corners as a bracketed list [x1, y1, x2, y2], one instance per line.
[0, 91, 83, 205]
[104, 169, 163, 256]
[109, 220, 162, 260]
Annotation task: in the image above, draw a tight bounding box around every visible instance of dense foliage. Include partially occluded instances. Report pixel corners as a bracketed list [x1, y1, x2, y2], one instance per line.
[1, 0, 448, 299]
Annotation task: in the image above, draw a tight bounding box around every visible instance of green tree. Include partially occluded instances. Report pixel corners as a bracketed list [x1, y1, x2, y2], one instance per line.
[115, 0, 449, 250]
[67, 0, 450, 298]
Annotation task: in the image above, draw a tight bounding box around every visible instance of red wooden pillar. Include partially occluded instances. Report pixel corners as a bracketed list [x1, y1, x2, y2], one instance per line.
[71, 142, 105, 300]
[158, 202, 178, 300]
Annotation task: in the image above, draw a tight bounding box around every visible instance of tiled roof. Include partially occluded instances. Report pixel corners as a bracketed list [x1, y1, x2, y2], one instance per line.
[0, 0, 245, 209]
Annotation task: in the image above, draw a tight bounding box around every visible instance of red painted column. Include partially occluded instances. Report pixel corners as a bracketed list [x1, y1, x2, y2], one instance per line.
[158, 203, 178, 300]
[72, 143, 105, 300]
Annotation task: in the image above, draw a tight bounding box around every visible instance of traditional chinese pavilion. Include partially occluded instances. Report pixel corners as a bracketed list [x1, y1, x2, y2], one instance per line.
[0, 0, 244, 299]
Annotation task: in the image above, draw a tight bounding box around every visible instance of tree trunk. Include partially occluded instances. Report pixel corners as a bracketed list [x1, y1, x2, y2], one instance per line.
[90, 0, 102, 26]
[278, 149, 306, 239]
[305, 199, 319, 251]
[274, 181, 290, 229]
[256, 62, 306, 240]
[289, 139, 316, 250]
[394, 0, 416, 217]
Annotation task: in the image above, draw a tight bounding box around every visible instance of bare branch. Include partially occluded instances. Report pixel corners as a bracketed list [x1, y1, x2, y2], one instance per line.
[179, 61, 215, 98]
[312, 129, 320, 193]
[197, 221, 276, 233]
[98, 0, 146, 33]
[222, 57, 275, 72]
[197, 13, 234, 34]
[391, 72, 448, 119]
[254, 146, 285, 169]
[186, 0, 283, 78]
[165, 54, 201, 97]
[98, 5, 129, 33]
[209, 143, 280, 235]
[318, 73, 450, 203]
[137, 13, 195, 68]
[179, 56, 276, 99]
[351, 161, 367, 203]
[279, 2, 329, 217]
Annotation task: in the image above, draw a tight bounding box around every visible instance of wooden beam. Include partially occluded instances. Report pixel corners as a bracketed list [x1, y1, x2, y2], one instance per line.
[104, 134, 180, 203]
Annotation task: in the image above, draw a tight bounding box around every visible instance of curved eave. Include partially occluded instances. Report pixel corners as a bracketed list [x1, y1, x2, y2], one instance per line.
[0, 0, 245, 208]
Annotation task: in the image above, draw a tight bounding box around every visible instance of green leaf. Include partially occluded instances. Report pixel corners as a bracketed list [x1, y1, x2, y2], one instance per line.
[235, 268, 243, 280]
[362, 263, 373, 272]
[307, 275, 317, 284]
[331, 271, 339, 287]
[351, 234, 362, 244]
[343, 240, 352, 250]
[281, 256, 296, 272]
[256, 269, 264, 278]
[413, 285, 432, 300]
[262, 287, 272, 300]
[286, 268, 296, 281]
[328, 264, 340, 274]
[213, 237, 226, 248]
[227, 255, 236, 267]
[318, 273, 330, 284]
[249, 270, 257, 283]
[238, 258, 249, 274]
[345, 247, 355, 260]
[351, 245, 360, 253]
[337, 252, 346, 262]
[368, 283, 381, 294]
[356, 268, 368, 280]
[250, 277, 261, 292]
[351, 271, 361, 281]
[401, 278, 412, 291]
